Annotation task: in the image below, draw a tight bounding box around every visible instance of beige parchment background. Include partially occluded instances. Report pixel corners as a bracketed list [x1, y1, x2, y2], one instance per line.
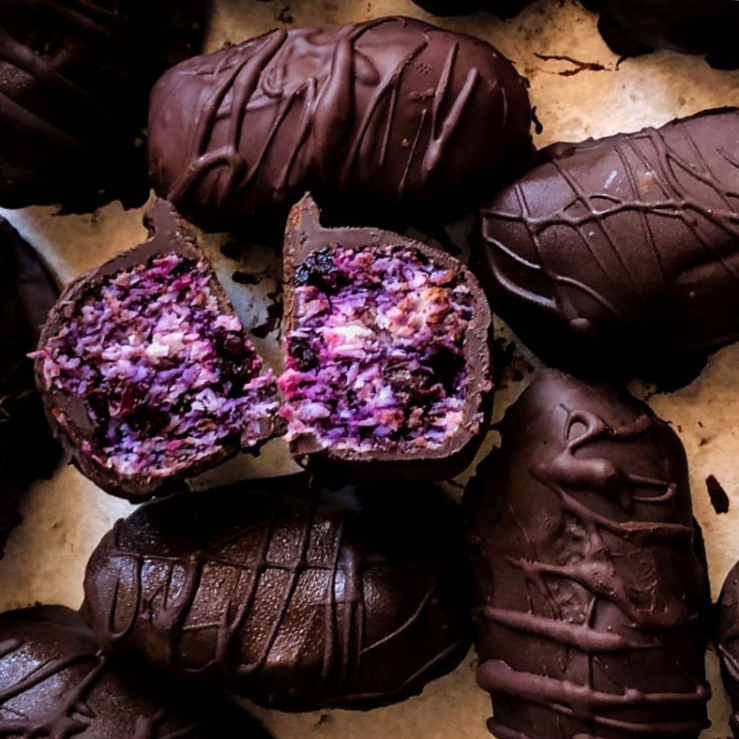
[1, 0, 738, 736]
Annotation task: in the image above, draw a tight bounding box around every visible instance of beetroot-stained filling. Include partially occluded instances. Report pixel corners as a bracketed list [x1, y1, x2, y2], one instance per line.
[278, 246, 475, 453]
[34, 253, 278, 479]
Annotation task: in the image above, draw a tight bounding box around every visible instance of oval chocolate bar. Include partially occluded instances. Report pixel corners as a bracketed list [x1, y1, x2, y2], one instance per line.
[0, 0, 207, 211]
[718, 561, 739, 737]
[475, 107, 739, 384]
[0, 605, 269, 738]
[148, 16, 533, 233]
[82, 475, 471, 711]
[466, 370, 711, 738]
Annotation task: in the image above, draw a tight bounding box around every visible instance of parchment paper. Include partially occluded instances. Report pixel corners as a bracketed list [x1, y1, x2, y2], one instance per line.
[2, 1, 738, 736]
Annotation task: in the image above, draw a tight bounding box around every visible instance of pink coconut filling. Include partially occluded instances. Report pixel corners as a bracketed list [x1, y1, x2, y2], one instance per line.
[33, 253, 278, 480]
[278, 245, 475, 454]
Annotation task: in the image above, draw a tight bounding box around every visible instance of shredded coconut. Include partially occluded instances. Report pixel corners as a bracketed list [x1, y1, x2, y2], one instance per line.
[34, 253, 278, 479]
[278, 245, 473, 453]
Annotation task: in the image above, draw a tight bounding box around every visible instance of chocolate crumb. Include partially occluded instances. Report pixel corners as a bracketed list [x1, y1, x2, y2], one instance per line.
[493, 338, 534, 390]
[233, 271, 260, 286]
[314, 714, 332, 728]
[221, 241, 242, 259]
[531, 106, 544, 135]
[707, 475, 730, 515]
[277, 6, 294, 23]
[252, 288, 283, 339]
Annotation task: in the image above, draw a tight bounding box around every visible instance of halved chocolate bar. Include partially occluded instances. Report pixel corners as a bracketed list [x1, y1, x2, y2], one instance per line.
[279, 195, 493, 481]
[33, 200, 279, 500]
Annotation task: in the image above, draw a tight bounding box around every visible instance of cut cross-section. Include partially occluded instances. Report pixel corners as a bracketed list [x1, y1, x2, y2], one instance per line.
[279, 195, 493, 481]
[33, 200, 279, 500]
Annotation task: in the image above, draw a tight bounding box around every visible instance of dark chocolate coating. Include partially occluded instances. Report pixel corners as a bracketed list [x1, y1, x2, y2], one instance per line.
[0, 0, 207, 211]
[82, 475, 471, 711]
[465, 370, 711, 739]
[718, 561, 739, 737]
[411, 0, 536, 18]
[148, 16, 532, 234]
[0, 219, 59, 559]
[283, 194, 494, 481]
[583, 0, 739, 69]
[475, 107, 739, 385]
[0, 605, 268, 738]
[34, 199, 276, 502]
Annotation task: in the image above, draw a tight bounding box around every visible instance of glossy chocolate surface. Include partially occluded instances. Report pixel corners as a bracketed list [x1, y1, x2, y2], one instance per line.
[718, 562, 739, 737]
[0, 0, 206, 211]
[0, 219, 59, 559]
[34, 200, 277, 501]
[584, 0, 739, 69]
[280, 195, 494, 481]
[0, 606, 267, 737]
[466, 370, 711, 739]
[475, 107, 739, 384]
[148, 16, 532, 233]
[82, 475, 471, 711]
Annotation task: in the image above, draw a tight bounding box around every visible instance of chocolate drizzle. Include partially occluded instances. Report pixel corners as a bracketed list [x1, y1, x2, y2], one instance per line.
[82, 476, 471, 711]
[475, 107, 739, 384]
[0, 606, 268, 738]
[0, 0, 206, 210]
[148, 16, 532, 233]
[466, 370, 711, 739]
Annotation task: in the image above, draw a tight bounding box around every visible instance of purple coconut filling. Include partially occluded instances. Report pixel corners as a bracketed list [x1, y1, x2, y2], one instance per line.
[278, 245, 476, 454]
[33, 253, 278, 480]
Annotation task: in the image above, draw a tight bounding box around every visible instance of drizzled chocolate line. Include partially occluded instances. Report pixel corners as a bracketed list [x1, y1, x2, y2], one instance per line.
[7, 0, 120, 32]
[83, 479, 470, 711]
[148, 16, 532, 231]
[0, 648, 108, 737]
[476, 108, 739, 380]
[0, 607, 250, 739]
[0, 0, 206, 210]
[100, 501, 454, 695]
[164, 23, 482, 202]
[0, 2, 122, 176]
[484, 121, 739, 322]
[466, 371, 710, 739]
